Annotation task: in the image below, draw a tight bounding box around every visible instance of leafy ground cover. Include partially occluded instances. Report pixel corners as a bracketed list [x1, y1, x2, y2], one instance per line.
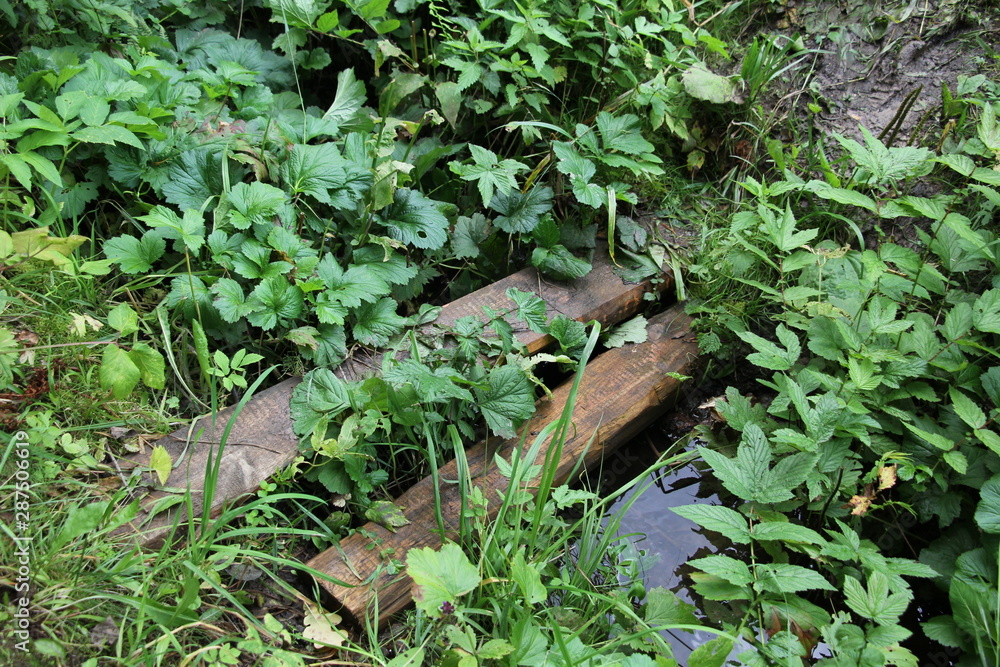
[0, 0, 997, 665]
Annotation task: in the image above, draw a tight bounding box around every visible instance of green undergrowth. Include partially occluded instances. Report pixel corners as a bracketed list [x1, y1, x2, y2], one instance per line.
[677, 82, 1000, 664]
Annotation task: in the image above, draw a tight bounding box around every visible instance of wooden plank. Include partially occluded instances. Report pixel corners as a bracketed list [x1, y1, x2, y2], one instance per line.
[307, 304, 698, 627]
[116, 250, 668, 548]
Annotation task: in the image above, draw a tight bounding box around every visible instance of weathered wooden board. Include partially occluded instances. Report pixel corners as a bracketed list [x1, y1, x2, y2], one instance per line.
[117, 250, 669, 548]
[308, 304, 698, 627]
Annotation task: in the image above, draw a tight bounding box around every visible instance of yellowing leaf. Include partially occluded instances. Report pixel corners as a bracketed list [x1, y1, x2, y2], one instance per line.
[878, 465, 898, 491]
[11, 227, 86, 267]
[69, 312, 103, 336]
[301, 600, 348, 649]
[149, 444, 172, 486]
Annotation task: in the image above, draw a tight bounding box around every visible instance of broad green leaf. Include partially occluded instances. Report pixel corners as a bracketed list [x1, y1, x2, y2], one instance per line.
[510, 549, 546, 604]
[751, 522, 825, 545]
[804, 180, 878, 211]
[226, 181, 288, 230]
[100, 343, 140, 399]
[103, 233, 165, 274]
[843, 571, 911, 625]
[281, 142, 371, 208]
[317, 255, 389, 307]
[137, 206, 205, 253]
[596, 112, 654, 155]
[755, 563, 836, 594]
[290, 368, 352, 436]
[943, 450, 968, 474]
[162, 148, 245, 211]
[975, 474, 1000, 534]
[903, 423, 953, 450]
[688, 637, 733, 667]
[263, 0, 330, 28]
[604, 315, 648, 348]
[450, 144, 526, 207]
[71, 124, 142, 148]
[211, 278, 252, 323]
[435, 81, 462, 127]
[11, 227, 86, 267]
[129, 343, 165, 390]
[682, 63, 739, 103]
[670, 504, 751, 544]
[974, 289, 1000, 333]
[531, 245, 591, 281]
[506, 287, 548, 333]
[490, 186, 553, 234]
[452, 214, 490, 259]
[950, 387, 986, 430]
[300, 324, 348, 367]
[323, 68, 366, 126]
[381, 189, 448, 250]
[246, 276, 304, 330]
[406, 543, 481, 619]
[976, 429, 1000, 456]
[689, 555, 753, 586]
[353, 297, 405, 347]
[548, 316, 588, 356]
[643, 587, 699, 627]
[739, 325, 799, 370]
[475, 365, 535, 439]
[149, 444, 172, 486]
[107, 303, 139, 336]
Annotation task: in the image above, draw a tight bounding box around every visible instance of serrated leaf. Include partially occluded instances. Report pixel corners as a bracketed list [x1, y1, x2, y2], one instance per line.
[450, 144, 526, 207]
[670, 504, 751, 544]
[381, 188, 448, 250]
[506, 287, 548, 333]
[281, 142, 371, 208]
[975, 474, 1000, 534]
[137, 206, 205, 253]
[290, 368, 352, 436]
[149, 444, 172, 486]
[974, 289, 1000, 333]
[751, 522, 825, 545]
[682, 63, 739, 103]
[211, 278, 252, 323]
[755, 563, 836, 594]
[604, 315, 648, 348]
[100, 344, 140, 399]
[128, 343, 165, 390]
[490, 186, 552, 234]
[407, 543, 481, 619]
[689, 555, 753, 586]
[475, 365, 535, 438]
[324, 68, 366, 126]
[162, 148, 244, 211]
[452, 214, 489, 259]
[246, 277, 304, 330]
[365, 500, 410, 532]
[596, 112, 654, 155]
[950, 387, 986, 430]
[107, 303, 139, 336]
[353, 297, 404, 347]
[71, 124, 142, 148]
[804, 180, 878, 211]
[510, 549, 547, 604]
[739, 325, 800, 370]
[226, 181, 287, 230]
[316, 254, 389, 307]
[531, 245, 591, 281]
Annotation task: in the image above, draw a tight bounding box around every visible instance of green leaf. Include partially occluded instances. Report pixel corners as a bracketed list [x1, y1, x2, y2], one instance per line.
[353, 297, 404, 347]
[974, 289, 1000, 334]
[682, 63, 739, 103]
[162, 149, 244, 211]
[688, 637, 733, 667]
[435, 81, 462, 127]
[755, 563, 836, 594]
[510, 549, 547, 604]
[843, 571, 911, 625]
[643, 587, 699, 627]
[751, 522, 825, 545]
[316, 255, 389, 308]
[950, 387, 986, 430]
[290, 368, 352, 436]
[596, 112, 654, 155]
[531, 245, 592, 281]
[107, 303, 139, 336]
[689, 554, 753, 586]
[226, 181, 288, 230]
[804, 180, 878, 211]
[670, 504, 751, 544]
[475, 365, 535, 438]
[490, 186, 553, 234]
[406, 543, 482, 619]
[128, 343, 165, 390]
[381, 189, 448, 250]
[506, 287, 548, 333]
[211, 278, 252, 323]
[548, 316, 588, 356]
[71, 124, 142, 149]
[281, 142, 371, 208]
[246, 277, 304, 330]
[604, 315, 648, 348]
[137, 206, 205, 254]
[739, 325, 800, 370]
[149, 444, 172, 486]
[452, 214, 490, 259]
[100, 344, 141, 399]
[450, 144, 527, 207]
[323, 68, 366, 126]
[975, 474, 1000, 534]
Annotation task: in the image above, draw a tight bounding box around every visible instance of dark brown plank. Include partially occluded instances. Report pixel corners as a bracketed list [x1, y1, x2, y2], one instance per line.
[307, 304, 699, 627]
[116, 250, 668, 548]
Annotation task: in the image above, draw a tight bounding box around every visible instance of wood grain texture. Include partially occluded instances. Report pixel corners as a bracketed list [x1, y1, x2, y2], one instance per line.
[307, 304, 698, 627]
[116, 250, 667, 548]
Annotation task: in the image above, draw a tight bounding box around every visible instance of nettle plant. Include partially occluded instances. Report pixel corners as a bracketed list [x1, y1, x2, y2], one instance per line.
[288, 287, 592, 513]
[677, 116, 1000, 664]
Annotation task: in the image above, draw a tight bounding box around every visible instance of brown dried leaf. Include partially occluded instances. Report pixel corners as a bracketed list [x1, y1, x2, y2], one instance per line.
[848, 494, 872, 516]
[878, 465, 898, 491]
